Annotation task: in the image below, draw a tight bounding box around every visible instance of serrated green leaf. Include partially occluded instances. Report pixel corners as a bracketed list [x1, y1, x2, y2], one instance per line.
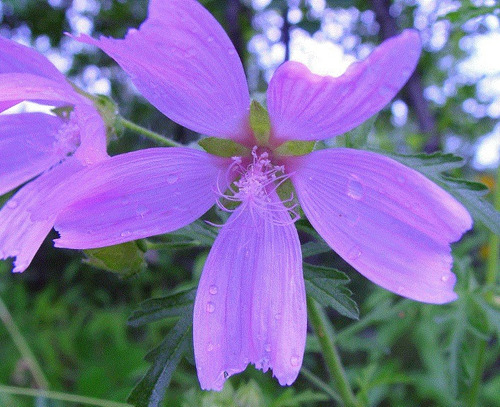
[303, 263, 359, 319]
[385, 151, 500, 235]
[128, 287, 196, 327]
[199, 137, 250, 157]
[83, 241, 146, 277]
[127, 315, 192, 407]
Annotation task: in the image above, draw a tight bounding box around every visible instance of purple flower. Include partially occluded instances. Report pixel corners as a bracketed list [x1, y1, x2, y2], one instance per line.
[0, 37, 108, 272]
[37, 0, 471, 390]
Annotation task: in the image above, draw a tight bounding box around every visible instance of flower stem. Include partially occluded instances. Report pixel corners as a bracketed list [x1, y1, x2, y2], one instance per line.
[0, 384, 132, 407]
[486, 163, 499, 290]
[117, 116, 182, 147]
[0, 296, 49, 389]
[307, 296, 362, 407]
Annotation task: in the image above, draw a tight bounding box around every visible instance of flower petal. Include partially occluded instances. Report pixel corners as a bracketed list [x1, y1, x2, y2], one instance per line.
[43, 148, 230, 249]
[0, 159, 84, 273]
[76, 0, 251, 142]
[267, 30, 421, 143]
[72, 103, 109, 165]
[193, 193, 306, 390]
[0, 36, 68, 81]
[0, 113, 69, 195]
[0, 73, 80, 106]
[289, 149, 472, 304]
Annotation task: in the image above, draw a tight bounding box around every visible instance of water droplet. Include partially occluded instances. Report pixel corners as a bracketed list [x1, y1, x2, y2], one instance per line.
[347, 246, 361, 260]
[6, 200, 18, 209]
[378, 85, 393, 98]
[207, 343, 214, 352]
[223, 371, 229, 378]
[347, 177, 364, 200]
[184, 48, 196, 58]
[397, 175, 406, 184]
[207, 36, 214, 43]
[274, 313, 282, 320]
[209, 285, 218, 295]
[120, 230, 132, 237]
[166, 174, 179, 184]
[206, 302, 215, 313]
[402, 69, 412, 77]
[228, 48, 236, 56]
[136, 206, 148, 218]
[264, 343, 271, 352]
[120, 197, 130, 205]
[397, 286, 405, 294]
[441, 274, 450, 282]
[308, 176, 314, 181]
[290, 355, 300, 367]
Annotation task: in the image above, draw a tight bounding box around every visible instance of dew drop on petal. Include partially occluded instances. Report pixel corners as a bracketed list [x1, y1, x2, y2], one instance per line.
[228, 48, 236, 56]
[136, 206, 148, 218]
[378, 85, 393, 98]
[166, 174, 179, 184]
[6, 200, 18, 209]
[207, 342, 214, 352]
[441, 274, 450, 282]
[347, 178, 364, 200]
[206, 302, 215, 313]
[347, 246, 361, 260]
[290, 355, 300, 367]
[274, 313, 282, 320]
[397, 175, 406, 184]
[264, 343, 271, 352]
[120, 230, 132, 237]
[209, 285, 218, 295]
[223, 371, 229, 379]
[207, 36, 214, 43]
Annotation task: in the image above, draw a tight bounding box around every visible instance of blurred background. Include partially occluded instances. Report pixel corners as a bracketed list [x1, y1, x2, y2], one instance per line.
[0, 0, 499, 406]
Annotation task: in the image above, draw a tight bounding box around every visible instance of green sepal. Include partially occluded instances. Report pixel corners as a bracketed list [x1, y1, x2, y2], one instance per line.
[249, 100, 271, 145]
[51, 105, 74, 119]
[274, 140, 316, 156]
[83, 241, 146, 278]
[198, 137, 249, 157]
[93, 94, 120, 142]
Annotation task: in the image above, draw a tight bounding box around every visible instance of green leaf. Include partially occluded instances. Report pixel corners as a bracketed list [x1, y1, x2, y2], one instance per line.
[127, 314, 192, 407]
[274, 140, 316, 156]
[337, 115, 376, 148]
[249, 100, 271, 145]
[83, 241, 146, 277]
[303, 263, 359, 319]
[384, 151, 500, 235]
[440, 5, 499, 26]
[167, 219, 218, 246]
[199, 137, 250, 157]
[128, 287, 196, 327]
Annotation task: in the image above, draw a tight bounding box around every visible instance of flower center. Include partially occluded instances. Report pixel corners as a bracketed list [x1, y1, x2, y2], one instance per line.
[215, 147, 299, 225]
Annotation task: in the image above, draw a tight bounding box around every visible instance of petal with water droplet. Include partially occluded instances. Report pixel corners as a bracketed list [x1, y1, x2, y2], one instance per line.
[193, 192, 306, 390]
[289, 148, 472, 304]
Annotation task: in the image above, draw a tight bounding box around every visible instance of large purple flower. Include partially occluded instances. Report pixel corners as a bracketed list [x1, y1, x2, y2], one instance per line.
[0, 37, 108, 272]
[37, 0, 471, 390]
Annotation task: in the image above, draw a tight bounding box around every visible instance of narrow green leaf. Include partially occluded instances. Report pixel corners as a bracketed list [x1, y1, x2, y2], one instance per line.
[198, 137, 249, 157]
[249, 100, 271, 145]
[274, 140, 316, 156]
[303, 263, 359, 319]
[128, 287, 196, 327]
[127, 315, 192, 407]
[167, 219, 218, 246]
[337, 115, 377, 148]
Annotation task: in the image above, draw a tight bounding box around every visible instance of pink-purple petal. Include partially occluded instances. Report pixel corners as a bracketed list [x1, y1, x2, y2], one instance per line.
[0, 113, 71, 195]
[76, 0, 251, 142]
[0, 73, 80, 106]
[72, 103, 109, 165]
[289, 149, 472, 304]
[0, 159, 84, 273]
[0, 36, 68, 81]
[193, 193, 306, 390]
[267, 30, 421, 143]
[41, 148, 230, 249]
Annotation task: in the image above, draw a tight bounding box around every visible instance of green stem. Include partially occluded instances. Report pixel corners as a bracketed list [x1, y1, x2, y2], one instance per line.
[117, 116, 182, 147]
[301, 367, 342, 404]
[486, 163, 499, 289]
[307, 296, 362, 407]
[0, 296, 49, 389]
[466, 341, 487, 407]
[0, 384, 132, 407]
